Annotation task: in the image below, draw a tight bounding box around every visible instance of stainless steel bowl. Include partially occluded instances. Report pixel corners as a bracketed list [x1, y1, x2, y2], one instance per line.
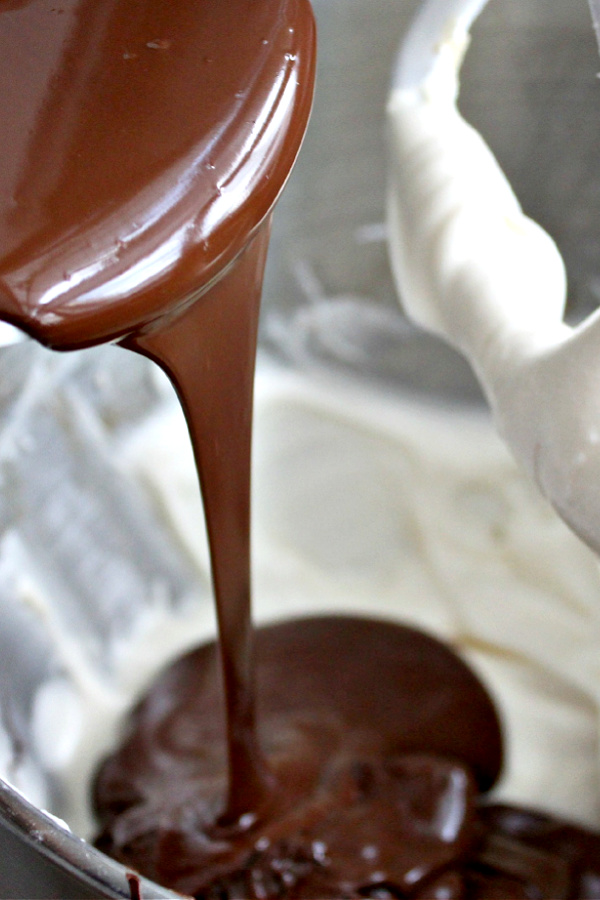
[2, 1, 600, 895]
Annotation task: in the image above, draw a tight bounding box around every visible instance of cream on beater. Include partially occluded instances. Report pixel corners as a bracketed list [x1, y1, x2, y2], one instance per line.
[387, 0, 600, 556]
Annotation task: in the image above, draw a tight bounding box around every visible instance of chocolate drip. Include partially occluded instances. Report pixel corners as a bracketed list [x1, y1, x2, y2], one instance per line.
[93, 616, 600, 899]
[123, 226, 275, 824]
[93, 616, 501, 897]
[0, 0, 316, 347]
[0, 0, 315, 830]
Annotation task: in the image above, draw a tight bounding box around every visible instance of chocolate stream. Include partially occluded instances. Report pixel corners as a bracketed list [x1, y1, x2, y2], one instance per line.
[123, 226, 274, 825]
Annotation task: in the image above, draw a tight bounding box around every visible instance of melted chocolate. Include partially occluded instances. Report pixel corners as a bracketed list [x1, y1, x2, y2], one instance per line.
[123, 226, 275, 823]
[0, 0, 316, 829]
[3, 4, 600, 899]
[93, 617, 600, 900]
[93, 616, 500, 897]
[0, 0, 315, 348]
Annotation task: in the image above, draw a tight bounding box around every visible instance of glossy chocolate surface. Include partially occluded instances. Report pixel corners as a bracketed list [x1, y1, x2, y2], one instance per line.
[93, 615, 501, 898]
[0, 0, 315, 347]
[94, 616, 600, 899]
[125, 225, 275, 824]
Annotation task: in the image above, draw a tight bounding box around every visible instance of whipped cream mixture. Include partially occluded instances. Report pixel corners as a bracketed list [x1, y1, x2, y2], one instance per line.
[4, 360, 600, 836]
[387, 0, 600, 556]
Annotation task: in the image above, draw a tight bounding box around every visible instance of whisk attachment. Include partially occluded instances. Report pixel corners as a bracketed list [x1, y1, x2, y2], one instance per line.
[387, 0, 600, 554]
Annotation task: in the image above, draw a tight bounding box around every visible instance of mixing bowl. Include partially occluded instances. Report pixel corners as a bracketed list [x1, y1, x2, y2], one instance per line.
[2, 1, 600, 896]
